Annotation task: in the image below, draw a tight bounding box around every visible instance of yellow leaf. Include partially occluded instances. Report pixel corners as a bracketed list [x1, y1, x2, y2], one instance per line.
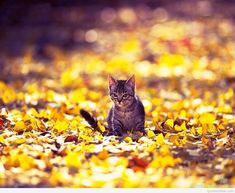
[165, 119, 174, 128]
[14, 138, 27, 145]
[207, 124, 217, 133]
[71, 119, 79, 130]
[217, 105, 232, 113]
[164, 133, 171, 139]
[156, 133, 165, 145]
[4, 151, 19, 169]
[65, 152, 80, 168]
[49, 170, 68, 187]
[124, 137, 132, 143]
[148, 143, 157, 151]
[160, 145, 170, 155]
[36, 119, 47, 132]
[180, 136, 187, 146]
[161, 155, 177, 167]
[30, 108, 39, 117]
[14, 121, 26, 133]
[149, 155, 180, 169]
[0, 86, 16, 104]
[147, 130, 155, 138]
[0, 135, 5, 143]
[174, 121, 187, 132]
[180, 110, 187, 117]
[38, 109, 51, 120]
[54, 120, 69, 133]
[18, 154, 35, 170]
[197, 127, 203, 135]
[199, 113, 216, 124]
[218, 131, 228, 139]
[190, 126, 196, 135]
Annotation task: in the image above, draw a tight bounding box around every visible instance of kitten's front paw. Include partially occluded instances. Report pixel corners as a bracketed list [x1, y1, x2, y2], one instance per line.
[137, 128, 146, 135]
[113, 129, 123, 136]
[142, 130, 147, 135]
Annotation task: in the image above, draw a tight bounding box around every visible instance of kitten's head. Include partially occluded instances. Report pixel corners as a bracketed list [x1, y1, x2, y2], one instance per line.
[108, 75, 136, 107]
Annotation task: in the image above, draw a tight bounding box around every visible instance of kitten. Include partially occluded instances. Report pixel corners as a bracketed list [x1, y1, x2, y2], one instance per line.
[80, 75, 145, 136]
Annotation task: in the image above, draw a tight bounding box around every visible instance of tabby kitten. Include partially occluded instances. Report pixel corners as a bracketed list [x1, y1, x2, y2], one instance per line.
[107, 75, 145, 136]
[80, 75, 145, 136]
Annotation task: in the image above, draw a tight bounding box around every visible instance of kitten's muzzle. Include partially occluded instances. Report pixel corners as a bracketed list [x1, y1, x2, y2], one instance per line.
[117, 97, 122, 103]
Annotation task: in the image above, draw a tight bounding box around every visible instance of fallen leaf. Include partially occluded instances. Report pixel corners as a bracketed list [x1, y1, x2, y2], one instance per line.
[124, 136, 133, 143]
[13, 121, 26, 133]
[147, 130, 155, 138]
[199, 113, 216, 125]
[53, 120, 69, 133]
[165, 119, 174, 128]
[128, 156, 149, 172]
[97, 150, 109, 160]
[64, 135, 78, 143]
[174, 121, 187, 132]
[156, 133, 165, 145]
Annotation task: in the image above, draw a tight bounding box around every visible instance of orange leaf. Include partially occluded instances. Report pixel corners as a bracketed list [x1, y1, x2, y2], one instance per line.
[202, 136, 209, 145]
[97, 150, 109, 160]
[128, 156, 149, 172]
[218, 131, 228, 139]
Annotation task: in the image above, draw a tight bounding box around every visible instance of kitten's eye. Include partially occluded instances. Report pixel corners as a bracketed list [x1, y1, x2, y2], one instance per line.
[123, 94, 128, 99]
[112, 94, 118, 98]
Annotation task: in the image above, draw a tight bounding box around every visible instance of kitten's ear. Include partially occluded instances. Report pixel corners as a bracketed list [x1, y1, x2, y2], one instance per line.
[125, 75, 135, 89]
[108, 75, 117, 88]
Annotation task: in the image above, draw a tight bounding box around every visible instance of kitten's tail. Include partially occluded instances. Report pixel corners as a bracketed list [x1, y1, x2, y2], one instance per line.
[80, 109, 106, 134]
[80, 109, 98, 128]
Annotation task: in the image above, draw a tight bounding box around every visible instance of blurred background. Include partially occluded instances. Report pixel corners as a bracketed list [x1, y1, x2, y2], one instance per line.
[1, 0, 235, 57]
[0, 0, 235, 88]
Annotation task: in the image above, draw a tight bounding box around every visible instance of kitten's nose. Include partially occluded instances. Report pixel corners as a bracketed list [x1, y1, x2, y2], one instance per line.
[117, 97, 122, 103]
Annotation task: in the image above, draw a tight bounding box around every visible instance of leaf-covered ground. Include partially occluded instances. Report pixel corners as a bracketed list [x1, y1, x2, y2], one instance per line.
[0, 1, 235, 188]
